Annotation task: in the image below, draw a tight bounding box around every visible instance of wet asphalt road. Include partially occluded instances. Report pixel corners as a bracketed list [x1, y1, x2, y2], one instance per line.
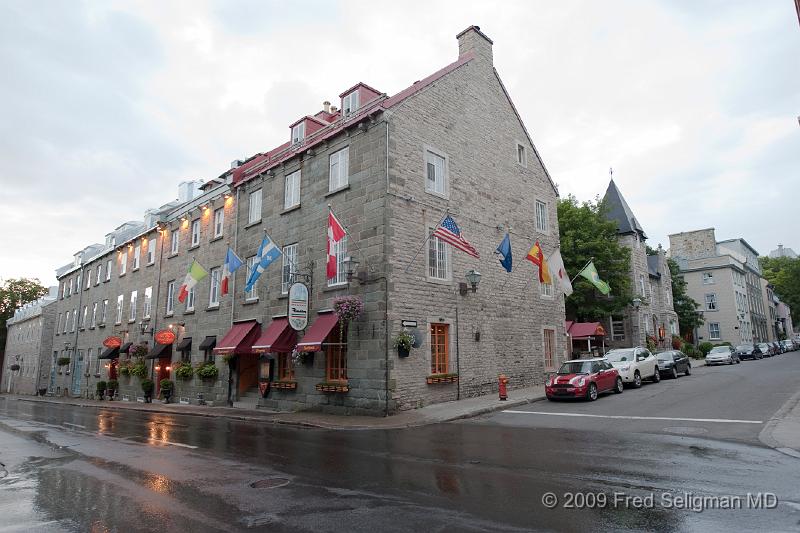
[1, 354, 799, 532]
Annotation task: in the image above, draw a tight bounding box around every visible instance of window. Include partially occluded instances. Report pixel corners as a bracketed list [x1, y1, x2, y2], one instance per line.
[68, 278, 73, 295]
[80, 306, 88, 329]
[709, 323, 721, 340]
[91, 302, 97, 327]
[76, 274, 81, 291]
[291, 122, 305, 144]
[277, 352, 294, 381]
[669, 320, 678, 336]
[166, 281, 175, 314]
[325, 324, 347, 382]
[702, 272, 714, 285]
[213, 208, 224, 238]
[146, 239, 155, 264]
[248, 189, 262, 223]
[328, 236, 348, 286]
[428, 229, 448, 280]
[132, 245, 140, 269]
[190, 220, 200, 247]
[540, 280, 553, 297]
[517, 143, 527, 167]
[71, 309, 77, 332]
[57, 313, 62, 334]
[105, 260, 112, 280]
[639, 274, 646, 296]
[611, 316, 625, 341]
[705, 293, 717, 311]
[535, 200, 548, 232]
[281, 244, 298, 294]
[245, 256, 258, 300]
[62, 312, 68, 334]
[86, 270, 91, 289]
[425, 150, 446, 196]
[644, 314, 652, 333]
[101, 299, 108, 324]
[543, 328, 556, 370]
[329, 147, 349, 191]
[129, 291, 137, 321]
[143, 286, 152, 318]
[209, 268, 221, 306]
[430, 323, 449, 374]
[342, 91, 359, 115]
[96, 264, 102, 285]
[120, 250, 127, 275]
[95, 348, 102, 374]
[284, 170, 301, 209]
[170, 230, 179, 254]
[186, 286, 196, 311]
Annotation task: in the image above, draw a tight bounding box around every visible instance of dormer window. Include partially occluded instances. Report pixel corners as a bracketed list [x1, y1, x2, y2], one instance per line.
[342, 91, 359, 115]
[291, 122, 305, 144]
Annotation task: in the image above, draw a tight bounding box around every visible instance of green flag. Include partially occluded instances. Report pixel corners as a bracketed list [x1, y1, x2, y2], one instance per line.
[578, 261, 611, 295]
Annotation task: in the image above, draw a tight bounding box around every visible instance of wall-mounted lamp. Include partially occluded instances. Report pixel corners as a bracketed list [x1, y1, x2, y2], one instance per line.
[632, 297, 642, 310]
[342, 256, 362, 282]
[459, 269, 482, 295]
[139, 320, 152, 336]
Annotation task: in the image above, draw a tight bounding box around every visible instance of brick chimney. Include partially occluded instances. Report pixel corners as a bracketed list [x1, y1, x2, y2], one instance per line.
[456, 25, 493, 64]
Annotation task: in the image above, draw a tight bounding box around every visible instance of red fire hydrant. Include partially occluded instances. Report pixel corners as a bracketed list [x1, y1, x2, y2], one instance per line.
[498, 374, 509, 401]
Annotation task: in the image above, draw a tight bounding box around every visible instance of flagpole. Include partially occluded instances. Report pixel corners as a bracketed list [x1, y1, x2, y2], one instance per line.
[570, 257, 594, 285]
[403, 208, 449, 273]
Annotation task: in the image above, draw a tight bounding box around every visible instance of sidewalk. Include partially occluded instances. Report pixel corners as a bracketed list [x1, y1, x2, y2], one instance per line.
[759, 389, 800, 459]
[8, 385, 546, 430]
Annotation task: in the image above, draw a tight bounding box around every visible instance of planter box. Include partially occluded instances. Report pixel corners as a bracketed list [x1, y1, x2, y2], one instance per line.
[273, 381, 297, 391]
[426, 374, 458, 385]
[315, 383, 349, 393]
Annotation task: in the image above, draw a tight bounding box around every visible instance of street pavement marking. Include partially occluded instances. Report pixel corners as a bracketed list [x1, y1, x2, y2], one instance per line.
[62, 422, 86, 429]
[162, 440, 198, 449]
[502, 411, 763, 424]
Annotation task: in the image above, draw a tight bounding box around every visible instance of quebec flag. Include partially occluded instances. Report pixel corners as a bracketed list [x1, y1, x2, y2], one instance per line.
[244, 233, 282, 292]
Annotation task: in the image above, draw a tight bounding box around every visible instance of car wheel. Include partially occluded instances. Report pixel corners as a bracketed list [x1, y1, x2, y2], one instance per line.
[671, 367, 678, 379]
[614, 377, 623, 394]
[653, 368, 661, 383]
[546, 396, 554, 401]
[685, 365, 691, 376]
[633, 371, 642, 388]
[587, 383, 598, 401]
[736, 357, 741, 364]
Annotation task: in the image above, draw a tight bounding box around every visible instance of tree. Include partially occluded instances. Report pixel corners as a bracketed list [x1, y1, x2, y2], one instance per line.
[667, 258, 703, 338]
[557, 195, 633, 321]
[0, 278, 49, 363]
[759, 256, 800, 317]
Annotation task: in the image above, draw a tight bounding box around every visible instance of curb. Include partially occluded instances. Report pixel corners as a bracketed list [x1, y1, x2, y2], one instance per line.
[758, 388, 800, 459]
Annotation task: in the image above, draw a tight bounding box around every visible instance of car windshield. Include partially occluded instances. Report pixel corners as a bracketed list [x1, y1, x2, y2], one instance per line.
[758, 344, 770, 349]
[557, 361, 593, 375]
[736, 344, 753, 351]
[709, 347, 729, 354]
[606, 349, 635, 362]
[657, 352, 674, 361]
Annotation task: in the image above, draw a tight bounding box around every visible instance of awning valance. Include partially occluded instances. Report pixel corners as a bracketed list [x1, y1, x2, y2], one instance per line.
[119, 342, 132, 354]
[98, 347, 119, 360]
[198, 336, 216, 351]
[296, 313, 339, 353]
[566, 322, 606, 338]
[252, 318, 296, 354]
[145, 342, 172, 359]
[213, 320, 261, 355]
[176, 337, 192, 352]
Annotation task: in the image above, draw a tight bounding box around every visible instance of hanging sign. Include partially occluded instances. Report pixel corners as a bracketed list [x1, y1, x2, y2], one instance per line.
[288, 282, 309, 331]
[154, 329, 177, 345]
[103, 336, 122, 349]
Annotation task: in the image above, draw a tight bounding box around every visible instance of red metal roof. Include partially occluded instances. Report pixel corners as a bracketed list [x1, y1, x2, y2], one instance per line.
[567, 322, 606, 338]
[295, 312, 339, 353]
[339, 81, 382, 99]
[213, 320, 261, 355]
[252, 318, 296, 354]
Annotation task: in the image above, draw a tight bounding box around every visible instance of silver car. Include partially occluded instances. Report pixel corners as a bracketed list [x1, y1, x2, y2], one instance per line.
[706, 345, 740, 365]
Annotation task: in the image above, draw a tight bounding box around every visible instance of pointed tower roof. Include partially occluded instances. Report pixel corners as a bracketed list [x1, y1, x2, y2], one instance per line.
[602, 179, 647, 238]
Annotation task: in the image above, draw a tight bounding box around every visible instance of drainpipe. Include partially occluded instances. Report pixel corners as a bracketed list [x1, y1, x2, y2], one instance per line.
[383, 119, 390, 417]
[72, 263, 85, 396]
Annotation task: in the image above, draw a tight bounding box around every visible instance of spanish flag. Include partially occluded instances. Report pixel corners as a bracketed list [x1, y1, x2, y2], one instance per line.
[525, 241, 552, 284]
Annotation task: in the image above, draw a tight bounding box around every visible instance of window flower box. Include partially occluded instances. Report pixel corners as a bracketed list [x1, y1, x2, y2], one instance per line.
[315, 382, 349, 393]
[426, 373, 458, 385]
[273, 380, 297, 391]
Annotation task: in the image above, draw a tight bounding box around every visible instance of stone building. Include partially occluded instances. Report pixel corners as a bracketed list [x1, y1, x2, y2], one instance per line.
[2, 288, 57, 395]
[762, 279, 779, 342]
[44, 26, 565, 415]
[669, 228, 765, 345]
[602, 180, 678, 350]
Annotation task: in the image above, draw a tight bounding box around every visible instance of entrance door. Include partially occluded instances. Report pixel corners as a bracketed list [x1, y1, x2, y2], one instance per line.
[71, 351, 84, 396]
[155, 360, 171, 397]
[238, 355, 258, 395]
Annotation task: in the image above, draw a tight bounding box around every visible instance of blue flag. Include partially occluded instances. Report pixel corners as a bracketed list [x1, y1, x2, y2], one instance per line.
[496, 233, 512, 272]
[245, 233, 282, 292]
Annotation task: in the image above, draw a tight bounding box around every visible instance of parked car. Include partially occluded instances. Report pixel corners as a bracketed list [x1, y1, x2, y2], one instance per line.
[781, 339, 796, 352]
[735, 343, 763, 360]
[772, 341, 784, 354]
[706, 345, 740, 365]
[605, 347, 660, 388]
[758, 342, 775, 357]
[545, 358, 623, 401]
[656, 351, 692, 378]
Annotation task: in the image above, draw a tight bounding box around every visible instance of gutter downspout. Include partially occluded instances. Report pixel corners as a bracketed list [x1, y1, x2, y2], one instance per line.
[228, 185, 241, 407]
[384, 118, 390, 417]
[73, 264, 85, 397]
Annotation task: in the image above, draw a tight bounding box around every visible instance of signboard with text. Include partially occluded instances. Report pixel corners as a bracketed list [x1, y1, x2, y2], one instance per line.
[102, 336, 122, 349]
[288, 283, 309, 331]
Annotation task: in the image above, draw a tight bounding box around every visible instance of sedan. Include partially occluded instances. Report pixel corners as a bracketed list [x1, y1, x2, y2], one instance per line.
[657, 351, 692, 378]
[706, 345, 741, 365]
[735, 343, 763, 360]
[781, 339, 796, 352]
[758, 343, 775, 357]
[545, 358, 623, 401]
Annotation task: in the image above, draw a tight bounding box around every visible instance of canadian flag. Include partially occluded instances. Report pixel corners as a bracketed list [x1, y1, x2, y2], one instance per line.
[326, 211, 346, 279]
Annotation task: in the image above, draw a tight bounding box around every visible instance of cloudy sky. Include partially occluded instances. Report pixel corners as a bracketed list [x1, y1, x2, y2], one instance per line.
[1, 0, 798, 286]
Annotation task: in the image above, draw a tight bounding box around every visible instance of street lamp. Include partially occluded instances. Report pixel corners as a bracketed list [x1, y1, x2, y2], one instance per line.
[139, 320, 152, 336]
[459, 269, 482, 295]
[342, 256, 361, 282]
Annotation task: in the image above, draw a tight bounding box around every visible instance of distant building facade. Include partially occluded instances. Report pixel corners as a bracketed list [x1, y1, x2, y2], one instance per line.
[2, 288, 57, 395]
[769, 244, 797, 259]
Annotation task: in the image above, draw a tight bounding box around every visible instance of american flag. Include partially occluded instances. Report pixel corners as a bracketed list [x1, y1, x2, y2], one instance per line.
[433, 215, 480, 259]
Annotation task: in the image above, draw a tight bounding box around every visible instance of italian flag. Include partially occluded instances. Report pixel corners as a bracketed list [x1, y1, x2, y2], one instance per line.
[178, 260, 208, 303]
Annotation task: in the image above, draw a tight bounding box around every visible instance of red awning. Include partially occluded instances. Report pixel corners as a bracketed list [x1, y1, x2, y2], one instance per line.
[252, 318, 297, 354]
[296, 313, 339, 352]
[567, 322, 606, 338]
[213, 320, 261, 355]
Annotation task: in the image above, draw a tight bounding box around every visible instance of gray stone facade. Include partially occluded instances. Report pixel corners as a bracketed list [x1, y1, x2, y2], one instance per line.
[2, 289, 57, 395]
[41, 26, 565, 416]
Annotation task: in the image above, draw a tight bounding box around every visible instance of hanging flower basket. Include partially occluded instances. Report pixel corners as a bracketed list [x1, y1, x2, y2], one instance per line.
[316, 382, 349, 393]
[57, 357, 71, 367]
[393, 329, 414, 357]
[129, 344, 148, 359]
[426, 373, 459, 385]
[273, 381, 298, 391]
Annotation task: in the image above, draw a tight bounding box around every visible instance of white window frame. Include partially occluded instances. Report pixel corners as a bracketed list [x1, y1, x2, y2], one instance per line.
[72, 309, 77, 332]
[702, 272, 714, 285]
[170, 230, 179, 255]
[96, 264, 102, 285]
[166, 280, 175, 314]
[284, 170, 301, 209]
[213, 208, 224, 238]
[146, 238, 155, 265]
[540, 279, 554, 298]
[190, 220, 200, 247]
[427, 228, 450, 281]
[209, 268, 221, 307]
[143, 286, 152, 318]
[62, 312, 68, 333]
[245, 256, 258, 301]
[342, 91, 359, 115]
[91, 302, 97, 327]
[535, 200, 548, 233]
[105, 260, 112, 280]
[709, 322, 721, 340]
[424, 148, 448, 197]
[68, 278, 73, 295]
[329, 147, 349, 191]
[328, 236, 348, 287]
[705, 293, 717, 311]
[101, 299, 108, 324]
[248, 189, 262, 224]
[516, 142, 527, 167]
[115, 295, 123, 324]
[281, 244, 298, 294]
[291, 122, 305, 144]
[186, 286, 196, 312]
[132, 244, 141, 269]
[86, 270, 92, 289]
[81, 305, 88, 329]
[639, 274, 646, 296]
[120, 250, 127, 276]
[129, 291, 137, 322]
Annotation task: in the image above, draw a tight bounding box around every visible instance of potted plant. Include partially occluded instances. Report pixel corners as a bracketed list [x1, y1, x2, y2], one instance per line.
[106, 379, 118, 400]
[160, 379, 174, 404]
[174, 361, 194, 381]
[393, 330, 414, 358]
[129, 359, 148, 379]
[96, 380, 107, 400]
[57, 357, 71, 367]
[195, 361, 219, 381]
[118, 363, 130, 377]
[129, 344, 148, 359]
[141, 378, 154, 403]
